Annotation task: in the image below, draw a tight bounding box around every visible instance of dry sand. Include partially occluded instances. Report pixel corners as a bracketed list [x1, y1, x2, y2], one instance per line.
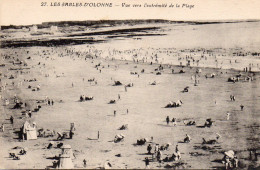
[0, 21, 260, 169]
[0, 45, 259, 169]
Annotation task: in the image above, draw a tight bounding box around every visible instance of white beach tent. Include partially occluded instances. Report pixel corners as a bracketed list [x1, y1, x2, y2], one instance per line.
[58, 144, 74, 169]
[22, 121, 37, 140]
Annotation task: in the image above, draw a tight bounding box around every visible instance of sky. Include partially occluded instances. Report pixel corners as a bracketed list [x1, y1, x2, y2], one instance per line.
[0, 0, 260, 26]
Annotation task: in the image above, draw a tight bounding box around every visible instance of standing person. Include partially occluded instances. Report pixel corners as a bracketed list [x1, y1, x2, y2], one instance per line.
[227, 112, 230, 120]
[97, 131, 100, 140]
[240, 104, 244, 111]
[114, 110, 116, 117]
[184, 134, 191, 143]
[118, 94, 120, 100]
[157, 150, 162, 167]
[69, 130, 74, 139]
[10, 116, 14, 124]
[83, 159, 87, 168]
[166, 116, 170, 125]
[175, 144, 179, 153]
[176, 150, 181, 160]
[0, 124, 4, 132]
[145, 157, 150, 169]
[154, 144, 159, 155]
[70, 123, 76, 131]
[147, 144, 152, 154]
[172, 118, 176, 126]
[126, 109, 129, 114]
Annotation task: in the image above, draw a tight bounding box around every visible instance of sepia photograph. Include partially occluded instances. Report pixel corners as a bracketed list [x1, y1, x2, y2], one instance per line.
[0, 0, 260, 169]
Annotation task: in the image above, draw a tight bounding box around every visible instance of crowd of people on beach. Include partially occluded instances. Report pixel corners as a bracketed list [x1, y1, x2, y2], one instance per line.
[0, 45, 259, 169]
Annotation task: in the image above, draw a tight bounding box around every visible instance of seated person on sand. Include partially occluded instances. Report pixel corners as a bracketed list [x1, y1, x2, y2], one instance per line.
[179, 69, 185, 73]
[118, 124, 128, 130]
[85, 96, 94, 101]
[19, 147, 28, 155]
[160, 143, 171, 150]
[204, 118, 213, 127]
[184, 134, 191, 143]
[109, 100, 116, 104]
[137, 138, 147, 145]
[80, 95, 85, 102]
[202, 138, 218, 144]
[114, 134, 125, 143]
[164, 152, 181, 162]
[183, 120, 196, 126]
[47, 141, 54, 149]
[57, 132, 66, 141]
[182, 86, 189, 93]
[150, 81, 156, 85]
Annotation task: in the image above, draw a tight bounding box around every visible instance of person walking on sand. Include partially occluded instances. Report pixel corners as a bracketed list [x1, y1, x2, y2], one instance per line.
[126, 109, 129, 114]
[10, 116, 14, 124]
[166, 116, 170, 125]
[118, 94, 120, 100]
[97, 131, 100, 140]
[114, 110, 116, 117]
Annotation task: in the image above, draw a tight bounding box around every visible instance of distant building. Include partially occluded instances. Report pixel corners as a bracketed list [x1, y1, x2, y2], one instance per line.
[29, 25, 38, 32]
[50, 25, 58, 32]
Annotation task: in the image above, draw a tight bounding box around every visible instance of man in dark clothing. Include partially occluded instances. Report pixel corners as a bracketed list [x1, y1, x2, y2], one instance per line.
[147, 144, 152, 154]
[69, 130, 74, 139]
[166, 116, 170, 125]
[10, 116, 14, 124]
[240, 104, 244, 111]
[145, 157, 150, 168]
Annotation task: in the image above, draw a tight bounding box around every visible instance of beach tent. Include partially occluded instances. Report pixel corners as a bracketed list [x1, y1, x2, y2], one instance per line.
[22, 121, 37, 140]
[58, 145, 74, 169]
[26, 122, 37, 140]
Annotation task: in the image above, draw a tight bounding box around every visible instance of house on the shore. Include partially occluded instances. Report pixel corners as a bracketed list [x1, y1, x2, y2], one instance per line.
[29, 25, 38, 32]
[50, 25, 58, 33]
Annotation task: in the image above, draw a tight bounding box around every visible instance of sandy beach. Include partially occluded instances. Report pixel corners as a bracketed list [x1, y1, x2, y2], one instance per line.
[0, 21, 260, 169]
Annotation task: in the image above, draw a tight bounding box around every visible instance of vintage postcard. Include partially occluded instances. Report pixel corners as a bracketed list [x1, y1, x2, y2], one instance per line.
[0, 0, 259, 169]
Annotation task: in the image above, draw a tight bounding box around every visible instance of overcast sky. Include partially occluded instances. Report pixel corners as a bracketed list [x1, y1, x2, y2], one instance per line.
[1, 0, 260, 26]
